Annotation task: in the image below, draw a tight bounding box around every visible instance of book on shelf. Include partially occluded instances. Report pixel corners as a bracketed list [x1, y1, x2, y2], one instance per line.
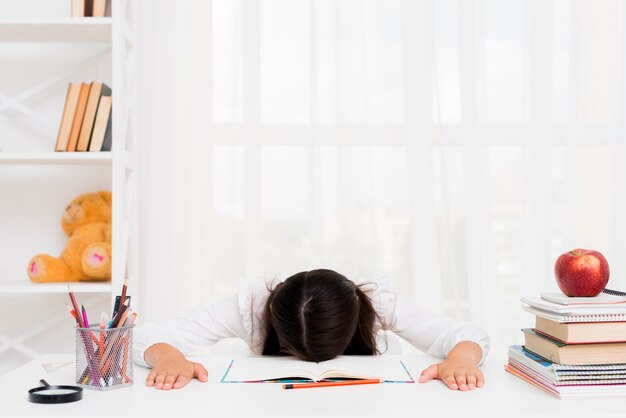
[77, 83, 111, 151]
[93, 0, 107, 17]
[89, 95, 112, 152]
[541, 292, 626, 305]
[221, 356, 414, 383]
[55, 83, 81, 152]
[71, 0, 84, 17]
[535, 316, 626, 344]
[72, 0, 111, 17]
[66, 82, 91, 152]
[522, 328, 626, 365]
[100, 102, 112, 152]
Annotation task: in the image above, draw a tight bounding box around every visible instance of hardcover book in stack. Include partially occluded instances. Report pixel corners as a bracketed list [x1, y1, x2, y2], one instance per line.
[507, 291, 626, 398]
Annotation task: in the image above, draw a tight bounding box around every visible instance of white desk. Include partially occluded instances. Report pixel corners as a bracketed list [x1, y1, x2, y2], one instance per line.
[1, 352, 625, 417]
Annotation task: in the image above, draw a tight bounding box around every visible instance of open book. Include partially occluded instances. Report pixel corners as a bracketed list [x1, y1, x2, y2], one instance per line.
[221, 356, 414, 383]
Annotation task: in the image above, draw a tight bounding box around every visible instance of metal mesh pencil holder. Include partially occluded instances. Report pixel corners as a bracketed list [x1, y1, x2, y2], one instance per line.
[75, 325, 134, 391]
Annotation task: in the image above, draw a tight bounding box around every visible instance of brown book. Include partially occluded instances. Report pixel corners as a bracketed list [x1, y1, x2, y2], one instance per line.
[85, 0, 94, 17]
[93, 0, 106, 17]
[77, 83, 111, 151]
[535, 316, 626, 344]
[523, 328, 626, 365]
[66, 83, 91, 152]
[55, 83, 81, 152]
[71, 0, 85, 17]
[89, 96, 112, 151]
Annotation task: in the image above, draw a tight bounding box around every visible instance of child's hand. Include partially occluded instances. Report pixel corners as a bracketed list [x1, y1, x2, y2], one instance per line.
[418, 341, 484, 391]
[145, 343, 209, 390]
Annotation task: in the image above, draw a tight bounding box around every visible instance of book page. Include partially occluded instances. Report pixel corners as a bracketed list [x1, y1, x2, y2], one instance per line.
[223, 356, 320, 382]
[319, 356, 413, 382]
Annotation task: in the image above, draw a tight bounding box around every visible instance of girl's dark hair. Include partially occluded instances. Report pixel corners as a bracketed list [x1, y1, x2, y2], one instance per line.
[262, 269, 380, 362]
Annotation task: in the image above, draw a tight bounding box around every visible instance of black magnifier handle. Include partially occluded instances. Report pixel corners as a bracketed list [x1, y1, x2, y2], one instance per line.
[40, 379, 50, 387]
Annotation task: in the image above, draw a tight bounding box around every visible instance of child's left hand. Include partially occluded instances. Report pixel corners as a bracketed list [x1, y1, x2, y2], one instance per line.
[418, 341, 484, 391]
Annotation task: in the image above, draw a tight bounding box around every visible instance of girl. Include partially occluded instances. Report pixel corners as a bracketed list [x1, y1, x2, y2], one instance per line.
[135, 269, 489, 391]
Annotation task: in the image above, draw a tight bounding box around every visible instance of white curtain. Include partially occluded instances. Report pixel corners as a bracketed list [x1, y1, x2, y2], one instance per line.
[137, 0, 626, 350]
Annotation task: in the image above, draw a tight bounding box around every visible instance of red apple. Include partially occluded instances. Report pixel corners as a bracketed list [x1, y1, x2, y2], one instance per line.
[554, 249, 610, 297]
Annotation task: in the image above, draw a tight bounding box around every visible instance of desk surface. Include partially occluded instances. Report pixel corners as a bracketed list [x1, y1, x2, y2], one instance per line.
[1, 352, 625, 417]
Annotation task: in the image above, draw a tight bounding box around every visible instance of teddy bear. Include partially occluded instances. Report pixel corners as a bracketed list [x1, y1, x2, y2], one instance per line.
[28, 191, 112, 283]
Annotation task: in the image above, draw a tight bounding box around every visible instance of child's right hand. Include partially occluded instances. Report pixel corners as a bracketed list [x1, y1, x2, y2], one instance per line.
[144, 343, 209, 390]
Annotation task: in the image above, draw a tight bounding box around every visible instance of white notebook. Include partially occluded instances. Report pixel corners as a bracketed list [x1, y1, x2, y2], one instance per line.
[541, 292, 626, 306]
[521, 296, 626, 315]
[522, 304, 626, 323]
[221, 356, 414, 383]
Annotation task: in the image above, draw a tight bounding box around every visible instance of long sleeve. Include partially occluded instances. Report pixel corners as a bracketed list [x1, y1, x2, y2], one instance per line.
[387, 296, 490, 365]
[133, 294, 248, 368]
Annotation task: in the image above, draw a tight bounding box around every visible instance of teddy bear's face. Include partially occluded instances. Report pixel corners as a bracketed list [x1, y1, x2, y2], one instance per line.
[61, 191, 112, 235]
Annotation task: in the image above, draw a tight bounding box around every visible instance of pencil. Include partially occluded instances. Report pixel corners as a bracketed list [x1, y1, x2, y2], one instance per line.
[65, 304, 77, 322]
[110, 301, 128, 328]
[282, 379, 382, 390]
[99, 312, 107, 358]
[67, 286, 83, 328]
[81, 305, 89, 328]
[120, 279, 128, 307]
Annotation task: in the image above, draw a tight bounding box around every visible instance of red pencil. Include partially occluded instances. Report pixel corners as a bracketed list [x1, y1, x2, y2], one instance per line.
[282, 379, 382, 390]
[65, 304, 79, 326]
[67, 285, 84, 328]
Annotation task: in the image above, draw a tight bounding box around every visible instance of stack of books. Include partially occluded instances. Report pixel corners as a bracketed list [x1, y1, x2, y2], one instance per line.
[55, 82, 112, 153]
[507, 291, 626, 398]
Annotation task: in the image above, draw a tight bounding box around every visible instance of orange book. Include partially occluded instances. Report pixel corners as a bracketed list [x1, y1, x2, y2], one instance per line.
[55, 83, 81, 152]
[66, 83, 91, 152]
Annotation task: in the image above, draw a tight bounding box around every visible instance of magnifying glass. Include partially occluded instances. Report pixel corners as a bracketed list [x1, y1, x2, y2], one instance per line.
[28, 379, 83, 404]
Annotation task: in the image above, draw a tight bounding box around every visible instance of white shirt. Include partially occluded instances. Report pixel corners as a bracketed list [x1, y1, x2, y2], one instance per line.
[134, 282, 490, 368]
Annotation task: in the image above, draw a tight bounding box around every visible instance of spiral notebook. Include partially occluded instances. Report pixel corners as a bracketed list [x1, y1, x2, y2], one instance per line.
[523, 305, 626, 323]
[509, 345, 626, 375]
[521, 295, 626, 323]
[522, 305, 626, 323]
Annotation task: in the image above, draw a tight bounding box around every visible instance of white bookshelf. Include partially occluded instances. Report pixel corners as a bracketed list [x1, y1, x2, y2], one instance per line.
[0, 280, 112, 294]
[0, 0, 138, 368]
[0, 152, 112, 165]
[0, 18, 112, 43]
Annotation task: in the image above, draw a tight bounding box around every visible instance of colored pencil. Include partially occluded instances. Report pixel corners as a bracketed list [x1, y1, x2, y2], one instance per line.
[120, 311, 137, 383]
[282, 379, 382, 390]
[99, 312, 107, 358]
[81, 305, 89, 328]
[65, 304, 78, 322]
[120, 279, 128, 307]
[67, 286, 83, 328]
[110, 301, 128, 328]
